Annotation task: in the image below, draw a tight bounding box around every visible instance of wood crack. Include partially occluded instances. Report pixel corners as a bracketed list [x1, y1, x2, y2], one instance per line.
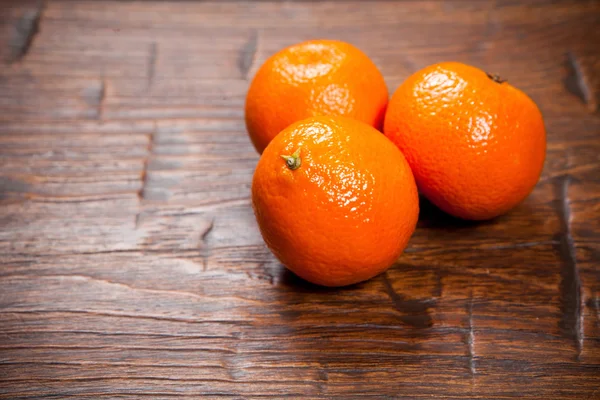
[0, 244, 260, 260]
[404, 240, 557, 254]
[0, 393, 239, 398]
[381, 273, 434, 329]
[136, 124, 156, 223]
[7, 1, 45, 63]
[0, 346, 238, 354]
[147, 42, 158, 88]
[200, 219, 214, 244]
[238, 30, 259, 79]
[0, 330, 241, 340]
[97, 78, 106, 120]
[199, 218, 214, 271]
[467, 291, 476, 376]
[0, 310, 252, 325]
[4, 378, 327, 387]
[555, 176, 584, 360]
[0, 360, 235, 368]
[0, 273, 265, 305]
[564, 51, 598, 113]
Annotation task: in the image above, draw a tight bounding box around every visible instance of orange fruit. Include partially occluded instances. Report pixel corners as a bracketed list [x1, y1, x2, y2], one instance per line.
[252, 116, 419, 287]
[245, 40, 388, 154]
[384, 62, 546, 220]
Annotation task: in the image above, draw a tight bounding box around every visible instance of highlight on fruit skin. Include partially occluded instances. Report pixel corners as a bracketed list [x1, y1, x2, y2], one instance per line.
[245, 39, 388, 154]
[384, 61, 546, 221]
[252, 115, 419, 287]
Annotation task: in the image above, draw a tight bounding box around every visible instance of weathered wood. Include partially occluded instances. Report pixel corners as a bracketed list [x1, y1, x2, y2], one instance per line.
[0, 0, 599, 398]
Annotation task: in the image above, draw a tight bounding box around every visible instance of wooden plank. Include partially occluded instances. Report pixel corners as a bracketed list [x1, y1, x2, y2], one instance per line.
[0, 0, 599, 398]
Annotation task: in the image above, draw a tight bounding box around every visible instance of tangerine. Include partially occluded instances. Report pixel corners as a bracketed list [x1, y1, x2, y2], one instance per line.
[384, 62, 546, 220]
[245, 40, 388, 154]
[252, 116, 419, 287]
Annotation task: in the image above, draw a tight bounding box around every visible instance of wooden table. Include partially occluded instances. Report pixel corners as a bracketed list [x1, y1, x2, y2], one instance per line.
[1, 1, 599, 398]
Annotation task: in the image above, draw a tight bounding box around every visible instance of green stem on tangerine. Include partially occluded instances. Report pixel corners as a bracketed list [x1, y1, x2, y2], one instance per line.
[486, 72, 507, 84]
[280, 149, 302, 170]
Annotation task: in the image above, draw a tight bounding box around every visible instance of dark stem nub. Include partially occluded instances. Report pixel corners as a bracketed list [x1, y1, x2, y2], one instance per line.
[281, 149, 301, 170]
[486, 72, 507, 84]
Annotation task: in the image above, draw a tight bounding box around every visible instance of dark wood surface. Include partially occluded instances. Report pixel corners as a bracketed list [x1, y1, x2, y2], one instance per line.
[1, 1, 599, 398]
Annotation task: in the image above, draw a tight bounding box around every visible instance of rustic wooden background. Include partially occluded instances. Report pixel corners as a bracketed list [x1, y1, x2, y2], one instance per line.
[1, 0, 599, 398]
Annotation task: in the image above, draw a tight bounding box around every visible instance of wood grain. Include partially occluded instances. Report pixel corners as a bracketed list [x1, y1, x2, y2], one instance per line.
[1, 0, 599, 398]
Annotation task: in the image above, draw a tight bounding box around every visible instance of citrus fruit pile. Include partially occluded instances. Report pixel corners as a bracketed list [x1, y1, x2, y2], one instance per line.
[245, 40, 546, 287]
